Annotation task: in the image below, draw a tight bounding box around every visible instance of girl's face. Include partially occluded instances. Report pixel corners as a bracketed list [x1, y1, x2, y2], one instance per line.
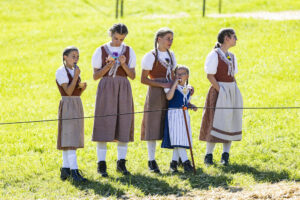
[111, 33, 126, 47]
[158, 33, 173, 50]
[175, 68, 189, 85]
[226, 33, 237, 47]
[64, 50, 79, 68]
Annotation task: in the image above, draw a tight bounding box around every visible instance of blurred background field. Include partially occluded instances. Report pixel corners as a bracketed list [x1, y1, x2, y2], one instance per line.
[0, 0, 299, 199]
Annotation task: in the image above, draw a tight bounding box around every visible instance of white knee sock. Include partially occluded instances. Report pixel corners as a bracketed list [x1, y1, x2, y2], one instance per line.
[147, 141, 156, 161]
[172, 148, 179, 161]
[177, 148, 188, 162]
[97, 142, 107, 162]
[68, 150, 78, 170]
[223, 142, 232, 153]
[117, 142, 128, 160]
[62, 150, 70, 168]
[206, 142, 216, 154]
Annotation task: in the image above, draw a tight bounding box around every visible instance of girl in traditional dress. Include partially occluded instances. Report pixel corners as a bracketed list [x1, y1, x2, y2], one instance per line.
[141, 27, 176, 173]
[199, 28, 243, 166]
[161, 65, 197, 173]
[56, 46, 87, 182]
[92, 23, 136, 177]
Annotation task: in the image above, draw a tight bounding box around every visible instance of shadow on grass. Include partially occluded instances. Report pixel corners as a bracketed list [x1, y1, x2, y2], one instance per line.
[219, 163, 290, 183]
[177, 168, 238, 191]
[70, 178, 124, 198]
[112, 173, 186, 196]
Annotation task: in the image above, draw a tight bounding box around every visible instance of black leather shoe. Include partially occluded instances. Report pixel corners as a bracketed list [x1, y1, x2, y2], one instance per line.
[117, 159, 130, 175]
[60, 168, 70, 181]
[97, 161, 108, 177]
[204, 154, 214, 166]
[178, 158, 183, 168]
[70, 169, 87, 182]
[183, 160, 193, 173]
[148, 160, 160, 173]
[221, 152, 229, 166]
[170, 160, 178, 173]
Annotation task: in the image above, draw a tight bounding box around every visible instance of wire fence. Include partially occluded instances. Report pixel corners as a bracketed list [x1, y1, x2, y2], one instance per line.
[0, 106, 299, 126]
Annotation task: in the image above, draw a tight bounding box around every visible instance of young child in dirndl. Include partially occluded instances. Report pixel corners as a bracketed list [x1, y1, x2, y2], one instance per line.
[161, 65, 197, 173]
[56, 46, 87, 182]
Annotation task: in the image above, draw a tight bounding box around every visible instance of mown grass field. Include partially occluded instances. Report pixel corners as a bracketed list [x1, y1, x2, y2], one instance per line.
[0, 0, 299, 199]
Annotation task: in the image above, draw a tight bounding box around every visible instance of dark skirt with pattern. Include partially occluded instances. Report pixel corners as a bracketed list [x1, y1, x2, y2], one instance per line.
[92, 76, 134, 142]
[141, 78, 168, 141]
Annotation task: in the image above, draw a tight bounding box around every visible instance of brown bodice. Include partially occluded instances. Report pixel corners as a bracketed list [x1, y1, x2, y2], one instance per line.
[149, 51, 174, 79]
[101, 45, 130, 77]
[56, 66, 82, 96]
[214, 51, 235, 82]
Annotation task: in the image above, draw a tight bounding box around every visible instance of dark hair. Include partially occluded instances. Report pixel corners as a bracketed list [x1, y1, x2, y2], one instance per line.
[62, 46, 79, 63]
[214, 28, 235, 48]
[154, 27, 174, 66]
[175, 65, 190, 85]
[109, 23, 128, 36]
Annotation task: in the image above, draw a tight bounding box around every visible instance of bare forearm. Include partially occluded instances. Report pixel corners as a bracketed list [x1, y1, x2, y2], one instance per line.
[207, 74, 220, 92]
[121, 64, 135, 80]
[64, 76, 79, 96]
[166, 81, 177, 100]
[93, 65, 111, 80]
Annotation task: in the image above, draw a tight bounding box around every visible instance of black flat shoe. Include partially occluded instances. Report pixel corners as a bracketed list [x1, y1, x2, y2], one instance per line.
[148, 160, 160, 173]
[60, 167, 70, 181]
[204, 154, 214, 166]
[170, 160, 178, 173]
[97, 161, 108, 177]
[117, 159, 130, 175]
[70, 169, 87, 182]
[183, 160, 193, 173]
[221, 152, 230, 166]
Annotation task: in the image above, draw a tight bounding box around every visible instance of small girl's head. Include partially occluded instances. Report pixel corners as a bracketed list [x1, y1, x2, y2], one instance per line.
[109, 23, 128, 47]
[154, 27, 174, 50]
[175, 65, 190, 85]
[63, 46, 79, 68]
[214, 28, 237, 48]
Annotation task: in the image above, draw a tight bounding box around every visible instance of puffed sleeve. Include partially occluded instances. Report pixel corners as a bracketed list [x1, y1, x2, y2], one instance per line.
[141, 52, 155, 70]
[128, 47, 136, 68]
[91, 47, 102, 69]
[55, 68, 69, 86]
[204, 51, 218, 74]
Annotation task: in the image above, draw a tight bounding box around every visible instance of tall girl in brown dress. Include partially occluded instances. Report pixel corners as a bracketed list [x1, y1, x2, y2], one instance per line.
[92, 23, 136, 177]
[56, 46, 87, 182]
[199, 28, 243, 166]
[141, 27, 177, 173]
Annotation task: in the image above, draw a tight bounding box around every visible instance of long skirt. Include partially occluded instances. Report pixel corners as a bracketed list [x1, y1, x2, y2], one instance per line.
[92, 76, 134, 142]
[141, 78, 168, 141]
[57, 96, 84, 150]
[199, 82, 243, 143]
[161, 109, 192, 149]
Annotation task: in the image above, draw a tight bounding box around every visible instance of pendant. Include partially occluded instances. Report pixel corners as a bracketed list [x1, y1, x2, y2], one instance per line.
[182, 86, 188, 95]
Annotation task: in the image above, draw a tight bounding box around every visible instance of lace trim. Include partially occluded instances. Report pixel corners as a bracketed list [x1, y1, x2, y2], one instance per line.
[103, 45, 127, 77]
[152, 50, 175, 81]
[215, 48, 235, 77]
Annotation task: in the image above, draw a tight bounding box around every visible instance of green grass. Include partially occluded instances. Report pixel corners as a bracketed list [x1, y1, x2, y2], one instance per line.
[0, 0, 299, 199]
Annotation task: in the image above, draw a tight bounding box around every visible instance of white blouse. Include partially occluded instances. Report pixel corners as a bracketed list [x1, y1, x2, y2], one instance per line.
[56, 65, 78, 86]
[91, 42, 136, 69]
[204, 50, 238, 75]
[141, 49, 177, 71]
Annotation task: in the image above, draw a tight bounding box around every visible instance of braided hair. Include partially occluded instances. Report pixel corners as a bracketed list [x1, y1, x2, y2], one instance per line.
[214, 28, 235, 48]
[154, 27, 174, 67]
[109, 23, 128, 36]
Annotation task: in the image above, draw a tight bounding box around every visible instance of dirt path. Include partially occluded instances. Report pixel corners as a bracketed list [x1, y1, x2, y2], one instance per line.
[208, 10, 300, 20]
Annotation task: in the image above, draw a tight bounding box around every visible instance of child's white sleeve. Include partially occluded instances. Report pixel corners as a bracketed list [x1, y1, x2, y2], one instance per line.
[56, 68, 69, 86]
[204, 51, 218, 74]
[164, 88, 170, 93]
